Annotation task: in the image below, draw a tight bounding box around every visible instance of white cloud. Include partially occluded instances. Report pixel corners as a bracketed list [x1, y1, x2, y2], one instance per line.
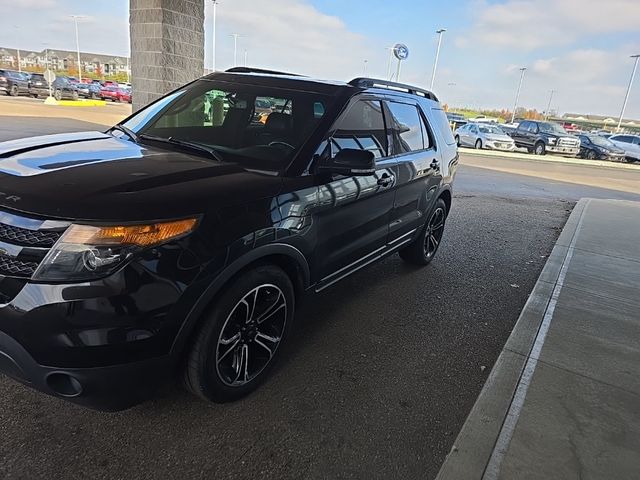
[210, 0, 375, 81]
[468, 0, 640, 50]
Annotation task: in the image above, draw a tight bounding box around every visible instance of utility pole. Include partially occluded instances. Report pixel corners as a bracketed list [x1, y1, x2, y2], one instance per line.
[430, 28, 446, 90]
[229, 33, 246, 67]
[70, 15, 84, 81]
[211, 0, 218, 72]
[13, 26, 21, 72]
[544, 89, 555, 120]
[511, 67, 527, 124]
[617, 54, 640, 132]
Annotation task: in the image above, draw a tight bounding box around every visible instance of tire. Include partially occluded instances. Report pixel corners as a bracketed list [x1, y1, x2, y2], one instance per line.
[9, 85, 18, 96]
[399, 198, 448, 266]
[185, 264, 295, 403]
[72, 91, 79, 101]
[534, 142, 546, 155]
[586, 150, 597, 160]
[455, 135, 460, 147]
[54, 90, 62, 101]
[475, 139, 482, 149]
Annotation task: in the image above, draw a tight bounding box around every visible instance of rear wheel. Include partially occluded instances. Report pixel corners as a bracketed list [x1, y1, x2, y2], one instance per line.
[455, 135, 460, 147]
[586, 150, 597, 160]
[534, 142, 546, 155]
[475, 139, 483, 149]
[9, 85, 18, 96]
[54, 89, 62, 101]
[399, 198, 448, 266]
[72, 91, 79, 101]
[185, 264, 294, 403]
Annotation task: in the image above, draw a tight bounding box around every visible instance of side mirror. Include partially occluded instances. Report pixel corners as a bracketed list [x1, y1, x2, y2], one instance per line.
[319, 148, 375, 176]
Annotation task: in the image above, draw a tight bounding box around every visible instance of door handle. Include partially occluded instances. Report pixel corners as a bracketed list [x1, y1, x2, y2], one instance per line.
[430, 159, 440, 171]
[377, 173, 394, 187]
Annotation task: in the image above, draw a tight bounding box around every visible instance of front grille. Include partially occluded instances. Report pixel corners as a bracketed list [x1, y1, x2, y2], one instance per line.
[0, 223, 60, 247]
[558, 138, 579, 147]
[0, 254, 38, 277]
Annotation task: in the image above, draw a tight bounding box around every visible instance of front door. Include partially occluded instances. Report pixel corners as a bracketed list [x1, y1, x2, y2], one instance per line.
[313, 97, 397, 282]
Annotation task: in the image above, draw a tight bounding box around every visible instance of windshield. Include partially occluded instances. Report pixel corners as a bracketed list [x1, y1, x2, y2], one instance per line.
[122, 78, 333, 170]
[478, 125, 505, 135]
[538, 122, 567, 135]
[586, 135, 615, 148]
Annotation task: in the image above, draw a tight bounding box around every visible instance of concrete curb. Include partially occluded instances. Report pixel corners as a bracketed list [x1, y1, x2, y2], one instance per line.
[53, 100, 107, 107]
[435, 199, 589, 480]
[461, 147, 640, 171]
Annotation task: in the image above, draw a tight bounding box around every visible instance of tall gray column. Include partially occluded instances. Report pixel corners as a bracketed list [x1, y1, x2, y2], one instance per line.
[130, 0, 204, 111]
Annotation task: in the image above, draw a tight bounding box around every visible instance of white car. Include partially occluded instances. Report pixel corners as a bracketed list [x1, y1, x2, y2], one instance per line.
[608, 134, 640, 162]
[455, 123, 516, 151]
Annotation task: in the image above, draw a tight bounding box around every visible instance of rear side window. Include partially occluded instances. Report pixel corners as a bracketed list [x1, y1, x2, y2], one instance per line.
[614, 135, 631, 143]
[386, 102, 425, 153]
[331, 99, 387, 159]
[431, 108, 456, 146]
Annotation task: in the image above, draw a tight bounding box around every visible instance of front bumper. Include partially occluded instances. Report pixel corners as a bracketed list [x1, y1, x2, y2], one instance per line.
[485, 141, 516, 151]
[0, 330, 171, 411]
[547, 145, 580, 156]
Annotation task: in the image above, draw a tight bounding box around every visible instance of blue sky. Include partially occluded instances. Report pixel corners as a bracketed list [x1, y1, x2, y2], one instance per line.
[2, 0, 639, 118]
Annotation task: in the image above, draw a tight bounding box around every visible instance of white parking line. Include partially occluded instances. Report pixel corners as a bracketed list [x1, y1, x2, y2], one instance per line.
[482, 199, 591, 480]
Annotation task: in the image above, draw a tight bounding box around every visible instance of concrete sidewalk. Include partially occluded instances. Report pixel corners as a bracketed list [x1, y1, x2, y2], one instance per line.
[437, 198, 640, 480]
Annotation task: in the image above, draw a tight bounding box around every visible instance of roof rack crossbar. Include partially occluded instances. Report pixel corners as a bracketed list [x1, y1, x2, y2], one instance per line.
[348, 77, 438, 101]
[224, 67, 304, 77]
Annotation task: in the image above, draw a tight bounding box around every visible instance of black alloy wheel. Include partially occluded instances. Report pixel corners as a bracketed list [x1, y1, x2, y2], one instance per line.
[399, 198, 448, 265]
[185, 265, 294, 403]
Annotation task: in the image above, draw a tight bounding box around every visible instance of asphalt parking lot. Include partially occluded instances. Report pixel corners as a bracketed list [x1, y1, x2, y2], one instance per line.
[0, 114, 639, 480]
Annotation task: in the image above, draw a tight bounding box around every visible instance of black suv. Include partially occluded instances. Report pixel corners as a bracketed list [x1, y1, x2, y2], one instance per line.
[0, 69, 29, 96]
[511, 120, 580, 156]
[0, 68, 457, 410]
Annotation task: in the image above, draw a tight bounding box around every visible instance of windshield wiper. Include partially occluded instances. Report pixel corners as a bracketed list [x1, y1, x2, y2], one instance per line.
[139, 134, 223, 162]
[109, 124, 138, 142]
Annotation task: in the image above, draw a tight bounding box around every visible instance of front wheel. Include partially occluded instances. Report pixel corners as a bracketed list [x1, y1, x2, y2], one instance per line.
[455, 135, 461, 147]
[586, 150, 597, 160]
[184, 264, 295, 403]
[54, 90, 62, 101]
[475, 139, 483, 149]
[399, 198, 448, 266]
[9, 85, 18, 96]
[534, 142, 546, 155]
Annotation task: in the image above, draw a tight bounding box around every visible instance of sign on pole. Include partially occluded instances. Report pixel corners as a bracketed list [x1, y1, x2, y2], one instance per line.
[392, 44, 409, 82]
[43, 69, 55, 98]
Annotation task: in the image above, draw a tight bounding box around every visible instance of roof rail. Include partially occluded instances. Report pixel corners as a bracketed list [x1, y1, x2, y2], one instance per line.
[224, 67, 304, 77]
[349, 77, 438, 101]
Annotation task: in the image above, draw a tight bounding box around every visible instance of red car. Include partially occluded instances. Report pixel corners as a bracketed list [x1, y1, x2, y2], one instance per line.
[100, 86, 131, 103]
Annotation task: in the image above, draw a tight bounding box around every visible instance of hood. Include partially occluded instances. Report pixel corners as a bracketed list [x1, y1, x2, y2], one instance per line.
[0, 131, 283, 222]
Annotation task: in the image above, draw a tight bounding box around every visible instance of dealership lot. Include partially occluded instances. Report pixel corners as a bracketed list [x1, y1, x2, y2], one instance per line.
[0, 114, 639, 479]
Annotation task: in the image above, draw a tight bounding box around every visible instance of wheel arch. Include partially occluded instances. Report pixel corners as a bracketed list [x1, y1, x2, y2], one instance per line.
[438, 188, 452, 216]
[170, 243, 310, 356]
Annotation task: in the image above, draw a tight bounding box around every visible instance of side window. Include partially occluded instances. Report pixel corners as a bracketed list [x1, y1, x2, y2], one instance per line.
[614, 136, 630, 143]
[519, 121, 530, 131]
[418, 109, 432, 149]
[331, 99, 387, 159]
[528, 123, 538, 133]
[431, 107, 456, 146]
[386, 101, 424, 154]
[633, 137, 640, 145]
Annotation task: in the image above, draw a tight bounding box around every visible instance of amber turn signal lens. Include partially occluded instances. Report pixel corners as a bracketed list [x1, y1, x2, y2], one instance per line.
[61, 218, 198, 247]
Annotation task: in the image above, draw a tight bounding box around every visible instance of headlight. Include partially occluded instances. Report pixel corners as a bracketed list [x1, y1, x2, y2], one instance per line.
[548, 138, 557, 145]
[33, 218, 198, 282]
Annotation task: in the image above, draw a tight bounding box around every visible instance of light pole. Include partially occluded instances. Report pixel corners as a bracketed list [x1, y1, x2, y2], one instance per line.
[510, 67, 527, 124]
[244, 49, 248, 67]
[229, 33, 246, 67]
[544, 89, 555, 120]
[13, 26, 21, 72]
[617, 54, 640, 132]
[447, 82, 456, 107]
[70, 15, 84, 82]
[363, 59, 368, 75]
[430, 28, 446, 90]
[211, 0, 218, 72]
[385, 46, 394, 80]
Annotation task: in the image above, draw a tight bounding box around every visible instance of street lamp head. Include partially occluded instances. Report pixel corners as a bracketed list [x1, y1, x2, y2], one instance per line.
[631, 54, 640, 59]
[436, 28, 446, 33]
[519, 67, 527, 71]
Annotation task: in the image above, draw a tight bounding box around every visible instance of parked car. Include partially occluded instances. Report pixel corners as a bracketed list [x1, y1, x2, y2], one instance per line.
[0, 69, 457, 410]
[51, 76, 79, 100]
[76, 82, 101, 99]
[455, 122, 515, 151]
[608, 134, 640, 162]
[28, 72, 50, 98]
[100, 85, 130, 102]
[446, 112, 467, 129]
[576, 134, 626, 161]
[0, 69, 29, 96]
[510, 120, 580, 156]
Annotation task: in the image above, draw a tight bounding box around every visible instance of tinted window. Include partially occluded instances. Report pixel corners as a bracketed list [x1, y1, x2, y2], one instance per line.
[431, 107, 456, 146]
[613, 135, 631, 143]
[386, 102, 424, 153]
[527, 123, 538, 133]
[331, 99, 387, 159]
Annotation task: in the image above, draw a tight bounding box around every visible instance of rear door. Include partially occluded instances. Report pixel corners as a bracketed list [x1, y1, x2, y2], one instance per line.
[512, 121, 529, 145]
[314, 96, 397, 281]
[384, 98, 442, 242]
